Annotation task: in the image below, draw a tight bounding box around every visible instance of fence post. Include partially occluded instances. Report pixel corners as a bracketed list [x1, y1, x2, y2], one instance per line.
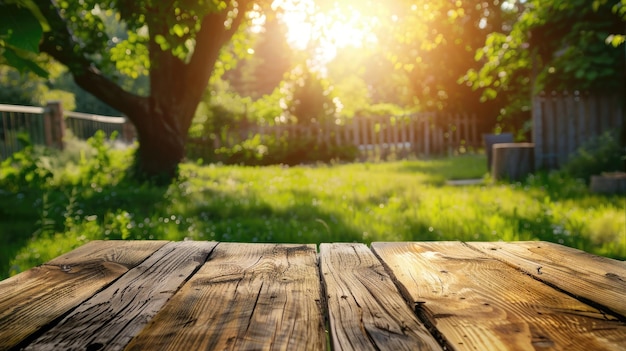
[44, 101, 65, 150]
[122, 118, 136, 143]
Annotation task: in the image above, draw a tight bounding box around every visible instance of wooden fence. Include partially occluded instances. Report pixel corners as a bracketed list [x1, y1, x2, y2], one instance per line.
[0, 104, 46, 159]
[235, 113, 479, 159]
[65, 110, 135, 142]
[532, 92, 624, 170]
[2, 101, 479, 161]
[0, 102, 60, 160]
[0, 102, 135, 160]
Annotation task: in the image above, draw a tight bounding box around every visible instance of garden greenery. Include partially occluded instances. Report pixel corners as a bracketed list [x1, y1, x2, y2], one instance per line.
[1, 133, 624, 280]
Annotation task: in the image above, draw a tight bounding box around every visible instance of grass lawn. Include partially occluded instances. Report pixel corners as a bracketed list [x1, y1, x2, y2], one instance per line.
[1, 146, 625, 280]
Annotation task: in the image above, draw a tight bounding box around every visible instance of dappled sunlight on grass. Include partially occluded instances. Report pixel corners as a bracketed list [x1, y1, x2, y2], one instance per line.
[1, 151, 624, 279]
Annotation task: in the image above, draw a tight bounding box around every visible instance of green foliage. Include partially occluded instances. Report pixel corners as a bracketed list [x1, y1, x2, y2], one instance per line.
[212, 133, 358, 166]
[0, 52, 125, 116]
[2, 152, 625, 280]
[0, 2, 48, 78]
[356, 103, 409, 118]
[285, 65, 337, 125]
[78, 130, 124, 185]
[375, 0, 505, 113]
[0, 137, 54, 192]
[467, 0, 625, 101]
[189, 80, 252, 144]
[109, 31, 150, 79]
[593, 0, 626, 46]
[0, 66, 48, 105]
[224, 15, 292, 99]
[562, 131, 625, 182]
[188, 71, 356, 165]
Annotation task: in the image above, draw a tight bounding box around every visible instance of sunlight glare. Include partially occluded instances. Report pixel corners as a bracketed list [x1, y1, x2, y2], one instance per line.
[272, 0, 377, 68]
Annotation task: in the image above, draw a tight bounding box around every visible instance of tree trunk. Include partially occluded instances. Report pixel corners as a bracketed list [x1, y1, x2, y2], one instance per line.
[134, 128, 185, 181]
[131, 106, 187, 181]
[37, 0, 253, 182]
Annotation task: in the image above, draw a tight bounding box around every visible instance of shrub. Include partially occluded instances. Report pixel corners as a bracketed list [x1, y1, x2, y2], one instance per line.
[208, 133, 358, 166]
[562, 131, 625, 182]
[0, 134, 54, 192]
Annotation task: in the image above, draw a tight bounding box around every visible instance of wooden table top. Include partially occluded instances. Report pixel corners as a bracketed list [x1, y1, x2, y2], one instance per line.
[1, 241, 625, 351]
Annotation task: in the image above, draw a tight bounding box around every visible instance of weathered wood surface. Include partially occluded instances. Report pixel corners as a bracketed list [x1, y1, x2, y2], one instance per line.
[590, 173, 626, 194]
[0, 240, 167, 351]
[533, 92, 624, 170]
[483, 132, 514, 171]
[372, 241, 626, 351]
[468, 241, 626, 318]
[1, 240, 625, 351]
[491, 142, 535, 181]
[24, 241, 217, 351]
[125, 243, 326, 351]
[320, 243, 441, 351]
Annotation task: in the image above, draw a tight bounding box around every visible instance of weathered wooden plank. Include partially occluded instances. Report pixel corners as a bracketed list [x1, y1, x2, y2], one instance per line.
[372, 242, 626, 351]
[124, 243, 325, 351]
[468, 241, 626, 318]
[320, 243, 441, 351]
[24, 241, 216, 351]
[565, 93, 577, 156]
[0, 240, 167, 351]
[532, 94, 543, 170]
[555, 92, 567, 166]
[544, 94, 556, 167]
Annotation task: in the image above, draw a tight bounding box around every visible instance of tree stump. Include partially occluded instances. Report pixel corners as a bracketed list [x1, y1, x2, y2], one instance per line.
[492, 143, 535, 181]
[483, 133, 514, 171]
[590, 173, 626, 194]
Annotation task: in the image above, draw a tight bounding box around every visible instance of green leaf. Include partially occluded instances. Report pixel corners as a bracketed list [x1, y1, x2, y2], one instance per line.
[172, 24, 186, 38]
[0, 4, 43, 54]
[154, 34, 171, 50]
[483, 88, 497, 100]
[2, 47, 48, 78]
[606, 34, 625, 47]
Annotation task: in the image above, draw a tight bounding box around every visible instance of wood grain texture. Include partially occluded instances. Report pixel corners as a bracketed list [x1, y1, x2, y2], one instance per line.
[0, 240, 167, 351]
[372, 241, 626, 351]
[24, 241, 216, 351]
[124, 242, 325, 351]
[320, 243, 441, 351]
[491, 143, 535, 181]
[468, 241, 626, 318]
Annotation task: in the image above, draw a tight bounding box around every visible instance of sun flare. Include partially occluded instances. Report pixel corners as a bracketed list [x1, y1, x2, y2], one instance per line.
[273, 0, 378, 65]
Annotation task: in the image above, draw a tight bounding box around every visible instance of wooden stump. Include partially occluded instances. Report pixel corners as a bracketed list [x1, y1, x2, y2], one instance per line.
[492, 143, 535, 181]
[483, 133, 514, 171]
[590, 172, 626, 194]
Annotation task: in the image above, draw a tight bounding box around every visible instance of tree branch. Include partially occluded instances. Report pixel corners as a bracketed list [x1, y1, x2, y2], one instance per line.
[35, 0, 148, 118]
[179, 1, 253, 124]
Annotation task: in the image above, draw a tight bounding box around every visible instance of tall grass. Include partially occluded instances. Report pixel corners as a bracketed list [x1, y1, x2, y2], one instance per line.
[1, 134, 624, 279]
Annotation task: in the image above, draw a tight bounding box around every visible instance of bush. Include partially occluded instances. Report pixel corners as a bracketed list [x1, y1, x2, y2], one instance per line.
[194, 132, 358, 166]
[562, 131, 625, 182]
[0, 134, 54, 192]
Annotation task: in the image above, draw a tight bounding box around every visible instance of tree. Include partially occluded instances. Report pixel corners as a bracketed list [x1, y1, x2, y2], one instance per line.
[465, 0, 625, 101]
[5, 0, 263, 179]
[225, 14, 293, 99]
[286, 65, 336, 126]
[373, 0, 509, 114]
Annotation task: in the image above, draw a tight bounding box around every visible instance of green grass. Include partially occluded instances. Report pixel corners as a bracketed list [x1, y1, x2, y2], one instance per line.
[1, 139, 625, 280]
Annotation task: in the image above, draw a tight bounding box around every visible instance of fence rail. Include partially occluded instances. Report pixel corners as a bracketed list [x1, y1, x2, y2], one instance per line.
[532, 91, 624, 170]
[65, 110, 134, 142]
[2, 101, 481, 162]
[0, 104, 47, 160]
[218, 112, 480, 159]
[0, 102, 134, 160]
